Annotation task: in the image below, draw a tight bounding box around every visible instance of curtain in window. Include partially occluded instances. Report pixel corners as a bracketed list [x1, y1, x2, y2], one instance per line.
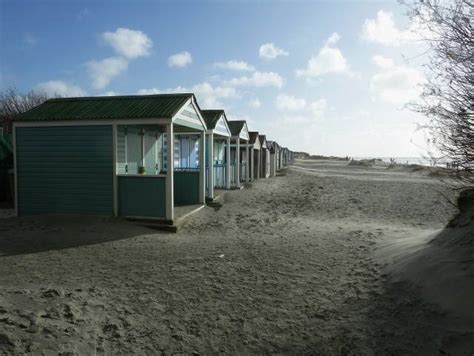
[127, 127, 142, 174]
[117, 126, 127, 174]
[214, 141, 225, 164]
[144, 132, 157, 174]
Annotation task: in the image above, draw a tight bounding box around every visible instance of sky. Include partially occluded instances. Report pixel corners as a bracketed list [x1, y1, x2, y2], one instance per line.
[0, 0, 432, 157]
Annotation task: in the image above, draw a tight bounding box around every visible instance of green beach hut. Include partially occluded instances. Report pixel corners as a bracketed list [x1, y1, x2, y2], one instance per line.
[13, 94, 207, 223]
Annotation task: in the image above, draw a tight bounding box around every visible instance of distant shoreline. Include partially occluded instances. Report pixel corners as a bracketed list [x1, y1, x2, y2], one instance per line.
[295, 154, 452, 167]
[355, 156, 451, 167]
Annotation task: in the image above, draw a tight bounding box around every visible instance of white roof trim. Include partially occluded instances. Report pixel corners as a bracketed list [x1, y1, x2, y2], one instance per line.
[171, 97, 207, 130]
[209, 113, 231, 137]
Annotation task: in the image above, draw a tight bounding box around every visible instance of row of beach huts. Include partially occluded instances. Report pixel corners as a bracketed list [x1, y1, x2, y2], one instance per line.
[11, 93, 294, 224]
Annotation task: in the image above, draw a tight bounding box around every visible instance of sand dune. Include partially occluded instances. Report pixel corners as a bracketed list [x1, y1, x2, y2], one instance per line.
[0, 159, 472, 355]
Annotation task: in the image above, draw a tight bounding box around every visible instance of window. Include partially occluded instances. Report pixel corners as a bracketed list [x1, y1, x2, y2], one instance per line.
[214, 141, 225, 164]
[162, 134, 200, 171]
[117, 125, 163, 175]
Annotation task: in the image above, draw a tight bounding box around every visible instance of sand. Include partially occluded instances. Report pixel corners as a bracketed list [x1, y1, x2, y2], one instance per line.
[0, 159, 473, 355]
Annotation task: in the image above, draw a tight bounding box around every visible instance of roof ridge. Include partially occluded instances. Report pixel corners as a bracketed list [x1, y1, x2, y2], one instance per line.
[46, 93, 194, 102]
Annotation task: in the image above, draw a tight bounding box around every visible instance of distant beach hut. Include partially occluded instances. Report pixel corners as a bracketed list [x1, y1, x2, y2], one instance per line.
[268, 140, 279, 177]
[227, 120, 250, 188]
[281, 147, 289, 166]
[248, 132, 262, 180]
[13, 94, 207, 223]
[259, 135, 271, 178]
[201, 109, 232, 200]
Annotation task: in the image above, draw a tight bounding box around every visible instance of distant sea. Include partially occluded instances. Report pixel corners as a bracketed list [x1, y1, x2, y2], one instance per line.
[355, 157, 451, 167]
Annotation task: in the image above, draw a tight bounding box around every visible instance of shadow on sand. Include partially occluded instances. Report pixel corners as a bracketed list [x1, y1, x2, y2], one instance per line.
[369, 189, 474, 354]
[0, 214, 160, 257]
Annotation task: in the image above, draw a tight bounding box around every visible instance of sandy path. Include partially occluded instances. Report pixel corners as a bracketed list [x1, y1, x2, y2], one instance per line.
[0, 159, 472, 355]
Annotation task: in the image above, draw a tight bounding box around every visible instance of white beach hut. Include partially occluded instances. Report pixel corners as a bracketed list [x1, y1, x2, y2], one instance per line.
[227, 120, 250, 188]
[201, 110, 232, 200]
[248, 132, 262, 181]
[259, 135, 271, 178]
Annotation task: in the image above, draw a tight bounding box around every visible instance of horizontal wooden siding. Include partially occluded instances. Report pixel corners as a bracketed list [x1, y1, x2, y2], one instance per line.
[16, 125, 113, 215]
[118, 176, 166, 218]
[174, 171, 200, 205]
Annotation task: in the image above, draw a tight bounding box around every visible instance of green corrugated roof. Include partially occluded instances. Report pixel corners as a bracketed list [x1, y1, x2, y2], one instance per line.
[201, 109, 224, 130]
[16, 94, 194, 121]
[227, 120, 246, 136]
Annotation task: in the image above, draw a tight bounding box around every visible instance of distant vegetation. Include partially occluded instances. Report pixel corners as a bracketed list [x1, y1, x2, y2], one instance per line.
[404, 0, 473, 187]
[0, 88, 54, 132]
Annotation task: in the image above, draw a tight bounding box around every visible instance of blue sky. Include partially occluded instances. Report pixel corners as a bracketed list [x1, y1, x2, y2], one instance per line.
[0, 0, 430, 156]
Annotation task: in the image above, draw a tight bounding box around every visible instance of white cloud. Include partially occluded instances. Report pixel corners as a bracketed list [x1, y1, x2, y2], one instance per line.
[137, 88, 162, 95]
[100, 90, 119, 96]
[370, 65, 425, 104]
[309, 99, 327, 118]
[372, 55, 394, 69]
[168, 51, 192, 68]
[326, 32, 341, 46]
[362, 11, 402, 46]
[275, 94, 327, 120]
[191, 82, 239, 108]
[35, 80, 86, 97]
[225, 71, 283, 88]
[87, 57, 128, 89]
[102, 28, 152, 59]
[361, 10, 431, 46]
[214, 60, 255, 71]
[276, 94, 307, 112]
[296, 32, 350, 78]
[259, 43, 289, 59]
[138, 82, 239, 108]
[249, 98, 261, 108]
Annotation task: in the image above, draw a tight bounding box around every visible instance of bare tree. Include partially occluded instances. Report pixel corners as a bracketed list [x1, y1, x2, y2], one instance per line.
[0, 88, 52, 132]
[404, 0, 473, 185]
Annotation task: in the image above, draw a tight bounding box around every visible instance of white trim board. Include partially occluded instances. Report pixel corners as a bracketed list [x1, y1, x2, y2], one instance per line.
[13, 118, 171, 127]
[112, 124, 118, 216]
[117, 174, 167, 178]
[231, 135, 249, 142]
[12, 126, 18, 216]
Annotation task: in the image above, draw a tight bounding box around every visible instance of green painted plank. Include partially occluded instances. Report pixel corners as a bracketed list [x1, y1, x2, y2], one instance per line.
[118, 176, 166, 218]
[16, 126, 113, 215]
[174, 171, 200, 205]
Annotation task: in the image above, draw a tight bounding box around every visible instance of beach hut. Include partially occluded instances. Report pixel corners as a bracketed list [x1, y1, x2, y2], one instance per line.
[227, 120, 250, 188]
[248, 132, 261, 180]
[281, 147, 288, 166]
[201, 110, 232, 200]
[274, 142, 281, 172]
[13, 94, 207, 223]
[268, 141, 279, 177]
[259, 135, 271, 178]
